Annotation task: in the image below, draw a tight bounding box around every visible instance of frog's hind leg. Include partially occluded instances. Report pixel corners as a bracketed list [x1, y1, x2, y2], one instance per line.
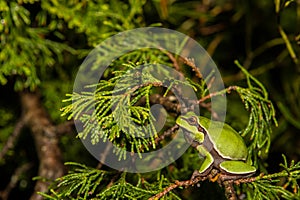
[219, 160, 256, 180]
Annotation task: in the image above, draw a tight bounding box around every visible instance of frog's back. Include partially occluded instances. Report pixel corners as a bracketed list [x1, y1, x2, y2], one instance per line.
[199, 116, 248, 160]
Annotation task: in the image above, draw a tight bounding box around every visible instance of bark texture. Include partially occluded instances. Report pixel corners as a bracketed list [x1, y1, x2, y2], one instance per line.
[20, 91, 65, 200]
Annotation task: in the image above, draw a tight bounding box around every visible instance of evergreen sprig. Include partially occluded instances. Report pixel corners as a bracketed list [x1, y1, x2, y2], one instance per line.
[233, 61, 278, 169]
[0, 0, 75, 90]
[61, 59, 195, 160]
[0, 0, 148, 91]
[243, 155, 300, 200]
[40, 162, 180, 200]
[40, 0, 147, 47]
[39, 162, 110, 200]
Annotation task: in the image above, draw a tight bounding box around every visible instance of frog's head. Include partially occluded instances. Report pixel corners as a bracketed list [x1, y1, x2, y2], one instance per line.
[176, 112, 205, 143]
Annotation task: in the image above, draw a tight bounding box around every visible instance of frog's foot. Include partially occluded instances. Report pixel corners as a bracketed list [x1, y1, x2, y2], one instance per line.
[191, 170, 202, 180]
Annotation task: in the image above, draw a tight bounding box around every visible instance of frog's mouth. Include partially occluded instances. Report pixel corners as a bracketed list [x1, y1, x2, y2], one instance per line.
[196, 125, 205, 134]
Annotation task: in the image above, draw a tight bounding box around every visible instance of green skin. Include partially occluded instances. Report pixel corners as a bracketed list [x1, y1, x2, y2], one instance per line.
[176, 112, 256, 179]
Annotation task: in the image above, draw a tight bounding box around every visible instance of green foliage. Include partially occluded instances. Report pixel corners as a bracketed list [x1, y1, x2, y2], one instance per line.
[41, 156, 300, 200]
[0, 0, 74, 90]
[40, 162, 178, 200]
[244, 155, 300, 200]
[40, 0, 147, 47]
[0, 0, 147, 91]
[61, 59, 195, 160]
[233, 61, 277, 168]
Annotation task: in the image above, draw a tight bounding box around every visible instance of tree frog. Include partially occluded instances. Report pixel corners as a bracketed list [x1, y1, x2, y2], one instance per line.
[176, 112, 256, 179]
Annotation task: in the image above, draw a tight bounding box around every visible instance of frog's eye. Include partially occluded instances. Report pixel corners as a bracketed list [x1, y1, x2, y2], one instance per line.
[188, 116, 197, 125]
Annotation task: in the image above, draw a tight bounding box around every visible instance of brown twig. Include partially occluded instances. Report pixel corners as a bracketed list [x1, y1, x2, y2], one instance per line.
[197, 86, 238, 119]
[153, 125, 179, 145]
[183, 57, 203, 79]
[149, 94, 180, 113]
[233, 176, 258, 185]
[149, 166, 259, 200]
[158, 47, 180, 71]
[0, 117, 25, 161]
[0, 163, 32, 200]
[129, 82, 163, 95]
[148, 176, 207, 200]
[198, 85, 237, 103]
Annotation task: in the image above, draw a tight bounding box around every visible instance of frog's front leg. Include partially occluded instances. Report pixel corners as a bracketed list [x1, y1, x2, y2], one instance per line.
[196, 145, 214, 175]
